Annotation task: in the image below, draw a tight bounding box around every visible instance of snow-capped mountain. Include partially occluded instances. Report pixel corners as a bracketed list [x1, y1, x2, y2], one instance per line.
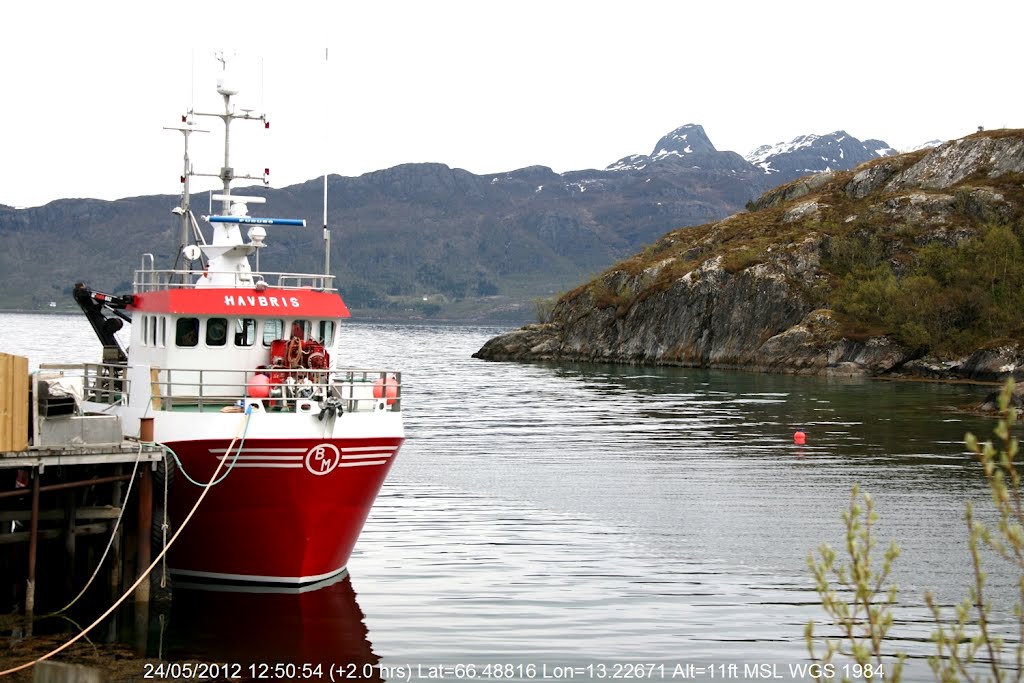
[606, 125, 897, 186]
[606, 124, 752, 174]
[744, 131, 896, 182]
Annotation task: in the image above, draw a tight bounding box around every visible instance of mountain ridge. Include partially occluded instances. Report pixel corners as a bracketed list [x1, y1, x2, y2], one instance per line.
[1, 125, 896, 320]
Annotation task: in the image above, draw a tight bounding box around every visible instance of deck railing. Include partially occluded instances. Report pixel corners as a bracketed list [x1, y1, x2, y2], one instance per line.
[133, 268, 336, 293]
[59, 363, 401, 415]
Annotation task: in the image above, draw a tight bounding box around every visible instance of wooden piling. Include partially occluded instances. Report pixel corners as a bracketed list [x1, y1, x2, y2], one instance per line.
[110, 467, 123, 595]
[64, 492, 78, 594]
[33, 660, 106, 683]
[133, 598, 149, 656]
[135, 466, 153, 603]
[3, 439, 164, 617]
[26, 468, 39, 624]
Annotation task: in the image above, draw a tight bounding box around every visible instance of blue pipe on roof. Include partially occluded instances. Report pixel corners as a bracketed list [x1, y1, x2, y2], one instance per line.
[208, 215, 307, 227]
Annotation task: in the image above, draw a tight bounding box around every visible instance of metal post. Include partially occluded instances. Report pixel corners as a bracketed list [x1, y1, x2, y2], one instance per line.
[135, 466, 153, 603]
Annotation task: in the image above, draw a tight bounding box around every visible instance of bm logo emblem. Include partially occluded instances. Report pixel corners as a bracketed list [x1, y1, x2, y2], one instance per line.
[304, 444, 341, 475]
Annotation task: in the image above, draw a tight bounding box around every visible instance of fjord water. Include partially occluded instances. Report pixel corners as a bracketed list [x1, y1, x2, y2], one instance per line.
[2, 313, 1015, 678]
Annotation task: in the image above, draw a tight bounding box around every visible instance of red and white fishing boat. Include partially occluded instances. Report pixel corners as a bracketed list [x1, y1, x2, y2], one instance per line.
[73, 58, 404, 586]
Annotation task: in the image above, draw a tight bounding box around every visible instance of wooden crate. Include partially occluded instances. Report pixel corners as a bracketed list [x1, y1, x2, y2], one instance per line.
[0, 352, 29, 452]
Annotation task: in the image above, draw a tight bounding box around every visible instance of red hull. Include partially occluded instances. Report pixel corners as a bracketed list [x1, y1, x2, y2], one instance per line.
[164, 437, 402, 583]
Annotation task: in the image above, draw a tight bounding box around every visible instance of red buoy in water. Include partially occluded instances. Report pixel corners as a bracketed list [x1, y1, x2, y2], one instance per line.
[247, 373, 271, 398]
[372, 375, 399, 406]
[794, 430, 806, 445]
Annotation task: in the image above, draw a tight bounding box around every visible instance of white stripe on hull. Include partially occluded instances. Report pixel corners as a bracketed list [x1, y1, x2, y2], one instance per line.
[207, 445, 397, 469]
[209, 445, 397, 455]
[215, 455, 303, 461]
[168, 564, 347, 586]
[219, 463, 304, 468]
[216, 459, 388, 469]
[208, 447, 306, 454]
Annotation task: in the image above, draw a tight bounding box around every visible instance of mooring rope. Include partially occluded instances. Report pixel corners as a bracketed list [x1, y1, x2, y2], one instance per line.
[156, 414, 250, 488]
[43, 441, 145, 617]
[0, 406, 253, 678]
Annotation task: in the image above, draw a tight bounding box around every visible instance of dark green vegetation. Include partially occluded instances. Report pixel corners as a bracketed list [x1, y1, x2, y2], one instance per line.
[829, 222, 1024, 356]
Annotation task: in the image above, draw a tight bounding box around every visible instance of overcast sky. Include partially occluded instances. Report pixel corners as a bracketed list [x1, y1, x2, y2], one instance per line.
[2, 1, 1021, 208]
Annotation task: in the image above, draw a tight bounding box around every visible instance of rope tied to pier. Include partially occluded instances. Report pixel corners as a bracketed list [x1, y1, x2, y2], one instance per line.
[43, 441, 146, 617]
[0, 407, 254, 678]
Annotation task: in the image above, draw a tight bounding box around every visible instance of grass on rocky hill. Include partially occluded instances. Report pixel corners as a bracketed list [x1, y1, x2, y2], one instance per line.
[559, 134, 1024, 359]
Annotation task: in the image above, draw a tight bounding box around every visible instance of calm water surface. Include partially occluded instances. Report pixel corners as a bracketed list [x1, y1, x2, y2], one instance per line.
[1, 312, 1016, 680]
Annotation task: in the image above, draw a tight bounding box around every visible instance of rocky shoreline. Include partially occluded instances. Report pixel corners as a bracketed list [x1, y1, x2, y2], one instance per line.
[473, 318, 1024, 384]
[473, 131, 1024, 414]
[473, 324, 1024, 413]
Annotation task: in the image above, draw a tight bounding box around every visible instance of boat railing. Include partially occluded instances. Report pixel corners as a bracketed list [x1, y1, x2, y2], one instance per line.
[83, 362, 128, 405]
[133, 268, 336, 293]
[35, 363, 128, 407]
[72, 363, 400, 414]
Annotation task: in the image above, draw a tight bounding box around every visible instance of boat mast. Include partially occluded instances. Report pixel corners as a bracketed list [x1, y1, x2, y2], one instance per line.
[218, 52, 234, 210]
[323, 47, 331, 279]
[189, 52, 270, 215]
[163, 122, 207, 260]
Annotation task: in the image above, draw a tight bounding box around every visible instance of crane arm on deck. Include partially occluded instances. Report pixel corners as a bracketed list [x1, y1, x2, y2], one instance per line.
[72, 283, 133, 364]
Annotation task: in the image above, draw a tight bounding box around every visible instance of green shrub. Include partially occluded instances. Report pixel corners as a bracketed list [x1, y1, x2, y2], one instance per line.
[808, 380, 1024, 681]
[806, 485, 906, 681]
[926, 381, 1023, 681]
[532, 296, 558, 324]
[827, 234, 885, 276]
[830, 224, 1024, 355]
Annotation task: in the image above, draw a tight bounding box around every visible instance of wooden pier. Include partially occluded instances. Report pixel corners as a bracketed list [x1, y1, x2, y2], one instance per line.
[1, 352, 164, 622]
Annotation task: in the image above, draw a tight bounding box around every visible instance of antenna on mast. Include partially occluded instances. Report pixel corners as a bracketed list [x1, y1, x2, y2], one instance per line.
[188, 51, 270, 214]
[165, 120, 209, 277]
[323, 46, 331, 279]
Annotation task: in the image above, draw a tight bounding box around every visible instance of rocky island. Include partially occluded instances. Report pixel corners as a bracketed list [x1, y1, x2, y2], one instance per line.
[475, 129, 1024, 383]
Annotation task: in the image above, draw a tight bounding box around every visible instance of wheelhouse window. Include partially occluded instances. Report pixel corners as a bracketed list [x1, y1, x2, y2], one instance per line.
[315, 320, 336, 346]
[262, 319, 284, 346]
[206, 318, 228, 346]
[290, 319, 311, 340]
[176, 318, 199, 347]
[235, 318, 256, 347]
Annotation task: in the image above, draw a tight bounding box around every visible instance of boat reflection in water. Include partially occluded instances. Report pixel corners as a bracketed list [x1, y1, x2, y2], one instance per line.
[162, 573, 381, 681]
